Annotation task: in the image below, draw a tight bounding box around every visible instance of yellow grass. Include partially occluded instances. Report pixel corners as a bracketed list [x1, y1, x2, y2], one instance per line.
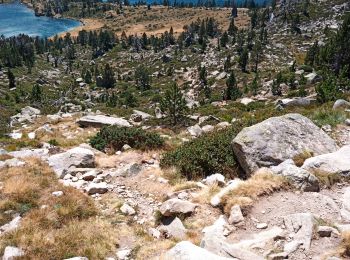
[222, 169, 289, 214]
[340, 232, 350, 257]
[0, 158, 118, 259]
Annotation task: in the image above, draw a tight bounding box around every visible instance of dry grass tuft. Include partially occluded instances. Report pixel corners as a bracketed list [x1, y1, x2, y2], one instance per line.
[192, 184, 221, 205]
[222, 169, 289, 214]
[340, 232, 350, 257]
[0, 158, 117, 259]
[173, 181, 199, 192]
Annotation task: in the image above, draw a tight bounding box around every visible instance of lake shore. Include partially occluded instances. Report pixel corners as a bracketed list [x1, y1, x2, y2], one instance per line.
[54, 18, 105, 38]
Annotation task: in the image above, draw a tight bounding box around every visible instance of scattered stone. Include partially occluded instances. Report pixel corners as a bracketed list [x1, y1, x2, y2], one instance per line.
[232, 113, 338, 176]
[267, 252, 289, 260]
[0, 158, 25, 169]
[210, 179, 243, 207]
[333, 99, 350, 110]
[0, 215, 21, 234]
[187, 124, 203, 137]
[283, 213, 315, 250]
[52, 191, 64, 197]
[165, 241, 231, 260]
[148, 228, 161, 239]
[203, 173, 225, 186]
[256, 223, 268, 229]
[240, 97, 255, 106]
[116, 248, 131, 260]
[121, 144, 131, 152]
[317, 226, 339, 237]
[2, 246, 24, 260]
[64, 256, 89, 260]
[228, 205, 244, 224]
[86, 182, 108, 195]
[158, 217, 187, 240]
[159, 198, 197, 217]
[120, 203, 136, 216]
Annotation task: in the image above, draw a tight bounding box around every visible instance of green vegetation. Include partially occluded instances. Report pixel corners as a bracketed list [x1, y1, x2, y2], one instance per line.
[90, 126, 164, 152]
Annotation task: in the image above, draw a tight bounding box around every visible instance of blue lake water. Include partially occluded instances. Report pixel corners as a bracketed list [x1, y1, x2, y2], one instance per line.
[0, 2, 81, 38]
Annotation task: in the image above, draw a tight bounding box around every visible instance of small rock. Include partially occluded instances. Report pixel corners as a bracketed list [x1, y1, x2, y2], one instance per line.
[228, 205, 244, 224]
[120, 203, 136, 216]
[317, 226, 339, 237]
[159, 198, 197, 217]
[202, 173, 225, 186]
[116, 248, 131, 260]
[52, 191, 64, 197]
[2, 246, 24, 260]
[121, 144, 131, 152]
[86, 182, 108, 195]
[256, 223, 268, 229]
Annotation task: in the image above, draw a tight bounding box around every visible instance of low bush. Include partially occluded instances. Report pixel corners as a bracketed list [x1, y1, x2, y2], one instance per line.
[161, 127, 239, 180]
[90, 126, 164, 152]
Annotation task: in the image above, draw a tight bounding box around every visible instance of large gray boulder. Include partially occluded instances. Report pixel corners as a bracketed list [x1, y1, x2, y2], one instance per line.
[270, 160, 319, 192]
[159, 198, 197, 217]
[48, 147, 95, 178]
[302, 145, 350, 176]
[164, 241, 232, 260]
[76, 115, 131, 128]
[232, 114, 338, 176]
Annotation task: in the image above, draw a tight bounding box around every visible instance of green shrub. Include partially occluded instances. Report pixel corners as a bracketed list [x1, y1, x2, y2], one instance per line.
[161, 127, 239, 180]
[90, 126, 164, 151]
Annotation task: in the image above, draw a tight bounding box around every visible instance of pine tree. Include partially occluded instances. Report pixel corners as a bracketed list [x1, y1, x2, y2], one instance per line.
[31, 84, 43, 103]
[239, 47, 249, 72]
[160, 82, 188, 125]
[225, 71, 241, 100]
[220, 31, 229, 47]
[251, 39, 262, 72]
[101, 64, 115, 89]
[8, 69, 16, 89]
[135, 65, 151, 91]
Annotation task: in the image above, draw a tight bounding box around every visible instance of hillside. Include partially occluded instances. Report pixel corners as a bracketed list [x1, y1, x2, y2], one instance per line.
[1, 0, 350, 259]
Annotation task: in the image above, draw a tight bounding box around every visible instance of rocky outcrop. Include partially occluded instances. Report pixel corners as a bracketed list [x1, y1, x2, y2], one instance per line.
[48, 147, 95, 178]
[270, 160, 319, 192]
[232, 113, 338, 176]
[302, 145, 350, 176]
[76, 115, 131, 128]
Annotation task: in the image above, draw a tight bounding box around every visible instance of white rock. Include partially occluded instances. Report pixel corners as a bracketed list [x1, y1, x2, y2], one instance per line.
[210, 179, 243, 207]
[116, 248, 131, 260]
[0, 215, 21, 234]
[165, 241, 232, 260]
[228, 205, 244, 224]
[2, 246, 24, 260]
[52, 191, 64, 197]
[77, 115, 131, 128]
[120, 203, 136, 216]
[203, 173, 225, 186]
